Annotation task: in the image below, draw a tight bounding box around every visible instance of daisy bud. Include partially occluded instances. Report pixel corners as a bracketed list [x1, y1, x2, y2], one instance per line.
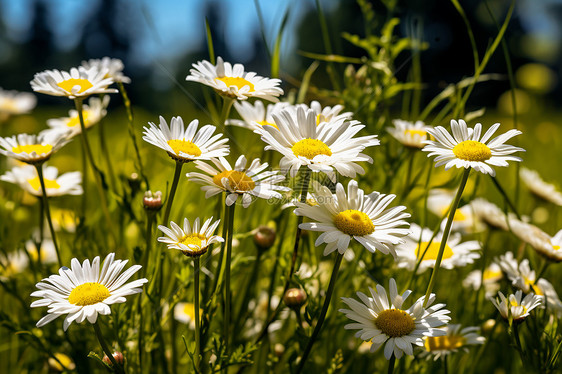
[283, 288, 307, 310]
[143, 190, 163, 211]
[128, 172, 141, 193]
[253, 226, 276, 251]
[102, 351, 125, 367]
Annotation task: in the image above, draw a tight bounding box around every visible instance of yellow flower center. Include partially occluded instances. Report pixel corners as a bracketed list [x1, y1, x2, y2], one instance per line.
[49, 353, 74, 371]
[215, 76, 255, 91]
[424, 335, 466, 352]
[167, 139, 202, 157]
[404, 129, 427, 137]
[509, 299, 528, 314]
[416, 242, 454, 261]
[212, 170, 256, 191]
[523, 277, 544, 296]
[333, 209, 375, 236]
[375, 309, 416, 338]
[12, 144, 53, 155]
[440, 207, 467, 221]
[483, 268, 502, 281]
[0, 99, 19, 113]
[316, 114, 324, 125]
[553, 245, 560, 251]
[27, 176, 60, 191]
[66, 111, 90, 127]
[56, 78, 93, 94]
[291, 139, 332, 160]
[180, 233, 207, 248]
[68, 282, 110, 306]
[256, 120, 278, 130]
[452, 140, 492, 162]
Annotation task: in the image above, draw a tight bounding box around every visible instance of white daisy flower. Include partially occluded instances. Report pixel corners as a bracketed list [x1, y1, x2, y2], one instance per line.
[427, 189, 485, 233]
[395, 223, 481, 273]
[30, 253, 148, 331]
[422, 119, 524, 176]
[0, 131, 71, 165]
[0, 87, 36, 116]
[520, 168, 562, 206]
[142, 116, 229, 163]
[173, 302, 202, 330]
[297, 100, 353, 125]
[45, 96, 109, 138]
[186, 56, 283, 102]
[462, 263, 503, 297]
[256, 106, 379, 181]
[186, 155, 289, 208]
[422, 324, 485, 360]
[158, 217, 223, 257]
[1, 164, 82, 197]
[26, 238, 58, 265]
[497, 252, 562, 315]
[491, 290, 542, 322]
[30, 67, 118, 99]
[339, 278, 451, 360]
[470, 198, 514, 231]
[227, 101, 290, 131]
[509, 220, 562, 262]
[81, 57, 131, 84]
[294, 180, 410, 256]
[0, 250, 29, 279]
[387, 119, 433, 149]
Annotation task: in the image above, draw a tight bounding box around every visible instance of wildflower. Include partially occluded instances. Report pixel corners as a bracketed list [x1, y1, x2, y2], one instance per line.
[422, 324, 485, 360]
[0, 132, 70, 165]
[30, 67, 117, 99]
[387, 119, 432, 149]
[82, 57, 131, 84]
[491, 290, 542, 322]
[158, 217, 223, 257]
[1, 164, 82, 197]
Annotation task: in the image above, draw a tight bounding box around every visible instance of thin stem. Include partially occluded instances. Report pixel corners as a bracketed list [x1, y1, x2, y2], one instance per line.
[223, 203, 236, 353]
[34, 164, 62, 268]
[512, 323, 525, 366]
[218, 98, 234, 130]
[74, 98, 115, 238]
[194, 256, 201, 371]
[423, 168, 470, 306]
[93, 321, 125, 374]
[118, 82, 149, 189]
[295, 253, 343, 374]
[137, 212, 154, 369]
[98, 116, 117, 190]
[80, 143, 87, 222]
[443, 354, 449, 374]
[162, 162, 184, 226]
[387, 355, 396, 374]
[489, 176, 521, 220]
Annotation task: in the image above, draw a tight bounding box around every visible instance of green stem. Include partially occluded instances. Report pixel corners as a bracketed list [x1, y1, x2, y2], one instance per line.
[80, 143, 87, 223]
[512, 323, 525, 366]
[34, 164, 62, 268]
[93, 321, 125, 374]
[223, 203, 236, 353]
[162, 162, 184, 226]
[118, 82, 149, 189]
[218, 98, 234, 129]
[138, 212, 154, 369]
[387, 355, 396, 374]
[194, 256, 201, 371]
[98, 116, 117, 190]
[489, 176, 521, 220]
[74, 98, 115, 238]
[423, 168, 470, 306]
[295, 253, 343, 374]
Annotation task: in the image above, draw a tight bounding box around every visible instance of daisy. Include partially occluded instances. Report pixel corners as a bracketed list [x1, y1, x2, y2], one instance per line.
[142, 116, 229, 163]
[0, 250, 29, 280]
[422, 119, 524, 176]
[520, 168, 562, 206]
[422, 324, 485, 360]
[339, 278, 451, 360]
[462, 263, 503, 297]
[48, 352, 75, 372]
[297, 100, 353, 125]
[227, 101, 290, 131]
[294, 180, 410, 256]
[491, 290, 542, 322]
[82, 57, 131, 84]
[395, 223, 481, 273]
[387, 119, 433, 149]
[45, 96, 109, 138]
[0, 87, 36, 116]
[0, 131, 70, 165]
[158, 217, 223, 257]
[26, 238, 58, 265]
[30, 66, 118, 100]
[173, 302, 202, 330]
[186, 56, 283, 102]
[470, 198, 514, 231]
[30, 253, 148, 331]
[509, 220, 562, 262]
[1, 164, 82, 197]
[427, 189, 485, 233]
[186, 155, 289, 208]
[256, 106, 379, 181]
[497, 252, 562, 315]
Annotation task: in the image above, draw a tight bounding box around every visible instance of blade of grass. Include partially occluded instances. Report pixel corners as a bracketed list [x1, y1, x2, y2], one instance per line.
[271, 10, 289, 78]
[297, 61, 320, 104]
[205, 17, 215, 65]
[253, 0, 271, 61]
[314, 0, 340, 90]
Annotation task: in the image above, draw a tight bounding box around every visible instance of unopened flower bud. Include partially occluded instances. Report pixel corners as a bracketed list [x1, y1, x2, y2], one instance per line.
[128, 172, 141, 193]
[482, 319, 496, 334]
[253, 226, 276, 251]
[143, 191, 163, 211]
[102, 351, 125, 367]
[283, 288, 307, 309]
